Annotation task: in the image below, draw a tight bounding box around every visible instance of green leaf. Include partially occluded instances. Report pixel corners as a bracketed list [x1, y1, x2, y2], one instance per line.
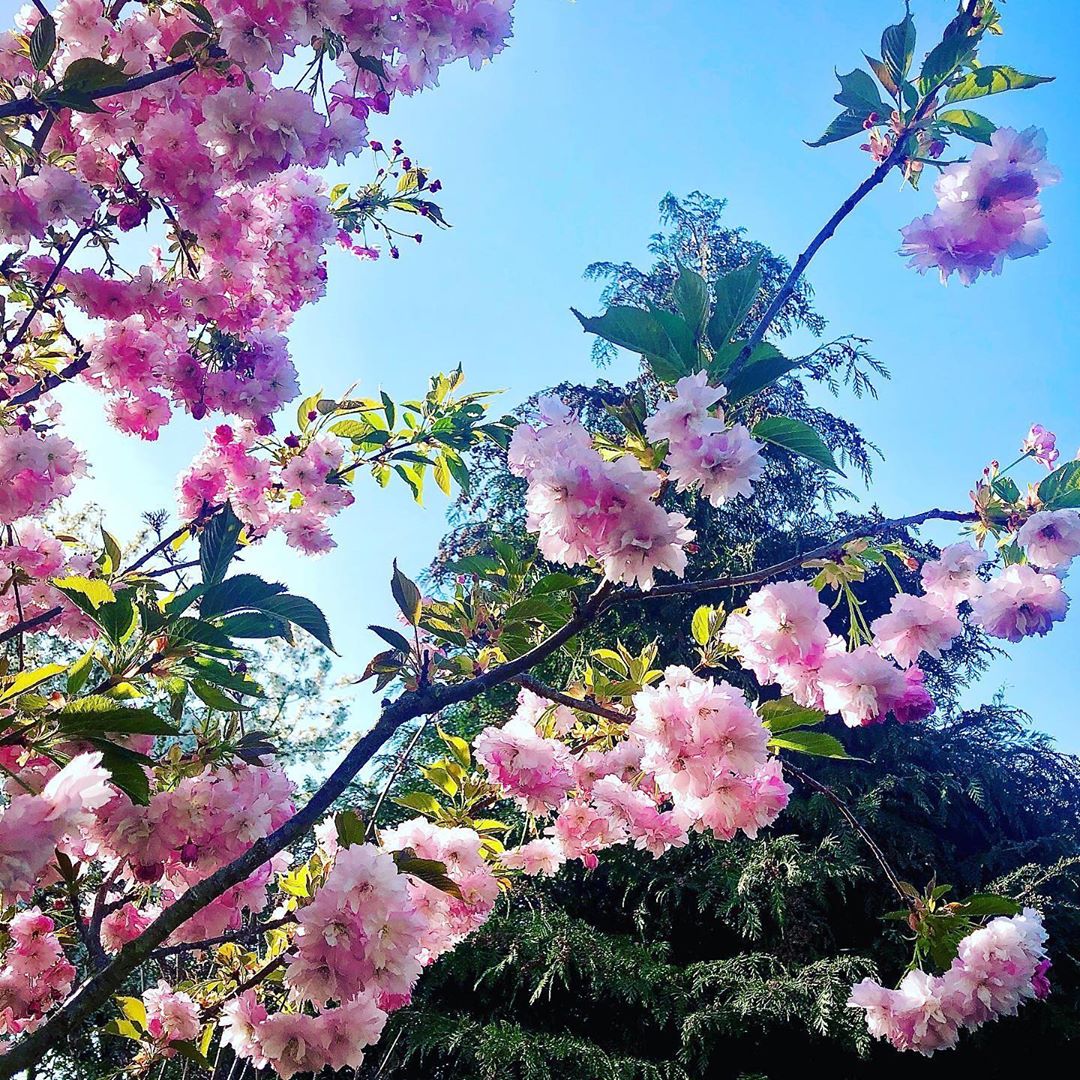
[351, 52, 388, 80]
[1038, 461, 1080, 510]
[171, 1042, 213, 1070]
[116, 996, 147, 1029]
[723, 344, 798, 403]
[760, 696, 826, 734]
[66, 650, 95, 696]
[437, 726, 471, 769]
[335, 809, 366, 849]
[392, 791, 443, 817]
[56, 697, 178, 736]
[99, 527, 122, 575]
[918, 29, 982, 95]
[945, 64, 1053, 103]
[881, 8, 916, 85]
[960, 893, 1022, 916]
[191, 680, 246, 712]
[199, 574, 285, 618]
[249, 594, 335, 652]
[180, 657, 264, 698]
[391, 561, 422, 626]
[991, 476, 1021, 503]
[86, 740, 153, 804]
[806, 109, 871, 149]
[832, 67, 888, 116]
[691, 606, 712, 647]
[769, 730, 850, 759]
[95, 594, 137, 645]
[420, 764, 458, 797]
[370, 624, 412, 653]
[53, 575, 116, 609]
[29, 13, 56, 71]
[103, 1019, 142, 1041]
[571, 306, 689, 383]
[937, 108, 995, 144]
[751, 416, 844, 475]
[0, 663, 66, 704]
[393, 852, 463, 900]
[216, 612, 290, 640]
[531, 572, 588, 595]
[199, 505, 244, 586]
[62, 56, 129, 94]
[706, 259, 761, 349]
[672, 265, 710, 340]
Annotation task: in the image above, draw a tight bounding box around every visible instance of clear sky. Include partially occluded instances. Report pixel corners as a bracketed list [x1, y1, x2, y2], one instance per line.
[14, 1, 1079, 748]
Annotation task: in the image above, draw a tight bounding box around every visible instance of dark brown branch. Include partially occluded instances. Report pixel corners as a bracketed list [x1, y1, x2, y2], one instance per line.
[149, 917, 294, 960]
[634, 509, 978, 601]
[514, 673, 631, 724]
[0, 581, 614, 1077]
[0, 49, 225, 121]
[783, 759, 910, 904]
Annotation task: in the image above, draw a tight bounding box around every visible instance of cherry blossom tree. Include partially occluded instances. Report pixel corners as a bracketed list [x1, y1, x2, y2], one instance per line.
[0, 1, 1071, 1075]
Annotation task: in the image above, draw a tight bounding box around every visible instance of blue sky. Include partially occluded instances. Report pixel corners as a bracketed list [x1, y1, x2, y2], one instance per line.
[17, 1, 1079, 748]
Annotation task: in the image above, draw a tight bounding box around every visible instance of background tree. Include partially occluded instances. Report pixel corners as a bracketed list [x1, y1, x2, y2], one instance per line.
[358, 195, 1080, 1080]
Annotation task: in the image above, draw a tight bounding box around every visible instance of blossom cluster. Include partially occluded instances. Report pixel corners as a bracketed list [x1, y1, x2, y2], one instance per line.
[643, 372, 765, 505]
[89, 761, 296, 945]
[224, 822, 499, 1079]
[901, 127, 1059, 285]
[0, 753, 113, 907]
[721, 579, 936, 727]
[849, 908, 1050, 1055]
[177, 422, 353, 554]
[475, 673, 791, 878]
[508, 398, 693, 589]
[2, 0, 514, 439]
[0, 909, 76, 1048]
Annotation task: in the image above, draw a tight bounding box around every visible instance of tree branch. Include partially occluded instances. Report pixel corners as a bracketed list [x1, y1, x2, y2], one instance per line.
[513, 673, 631, 724]
[0, 49, 225, 121]
[0, 582, 614, 1077]
[633, 508, 977, 601]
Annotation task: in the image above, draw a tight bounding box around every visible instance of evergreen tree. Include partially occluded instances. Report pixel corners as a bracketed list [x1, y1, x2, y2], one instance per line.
[359, 196, 1080, 1080]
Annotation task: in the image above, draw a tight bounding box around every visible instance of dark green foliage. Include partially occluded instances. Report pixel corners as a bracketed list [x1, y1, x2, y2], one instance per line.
[367, 196, 1080, 1078]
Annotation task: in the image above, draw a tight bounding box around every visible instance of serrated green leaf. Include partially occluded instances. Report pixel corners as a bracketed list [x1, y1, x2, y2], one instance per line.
[760, 696, 826, 734]
[691, 606, 712, 647]
[723, 344, 797, 403]
[393, 791, 443, 817]
[806, 109, 871, 149]
[937, 108, 995, 144]
[945, 65, 1053, 103]
[881, 9, 915, 85]
[191, 679, 246, 712]
[437, 726, 471, 769]
[707, 259, 761, 349]
[0, 663, 66, 704]
[391, 561, 422, 625]
[53, 576, 116, 609]
[832, 67, 888, 115]
[29, 13, 56, 71]
[752, 416, 844, 475]
[572, 305, 690, 384]
[199, 505, 243, 586]
[769, 730, 850, 759]
[335, 809, 366, 849]
[960, 893, 1022, 916]
[1037, 460, 1080, 509]
[66, 650, 95, 696]
[370, 624, 412, 653]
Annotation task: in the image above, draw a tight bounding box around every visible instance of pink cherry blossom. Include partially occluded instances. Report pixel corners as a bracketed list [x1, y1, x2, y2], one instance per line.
[1016, 509, 1080, 570]
[969, 563, 1069, 642]
[871, 592, 962, 668]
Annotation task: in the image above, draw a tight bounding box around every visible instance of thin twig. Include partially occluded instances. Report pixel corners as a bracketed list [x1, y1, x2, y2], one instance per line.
[784, 759, 910, 904]
[514, 674, 631, 724]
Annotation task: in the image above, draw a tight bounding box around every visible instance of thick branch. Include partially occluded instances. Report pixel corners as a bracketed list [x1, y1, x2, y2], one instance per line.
[635, 509, 977, 601]
[0, 582, 613, 1077]
[0, 50, 224, 122]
